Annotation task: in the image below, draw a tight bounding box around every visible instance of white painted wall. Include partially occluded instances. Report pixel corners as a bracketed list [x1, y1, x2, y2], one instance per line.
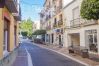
[64, 0, 80, 27]
[63, 0, 99, 54]
[63, 0, 73, 7]
[34, 21, 40, 30]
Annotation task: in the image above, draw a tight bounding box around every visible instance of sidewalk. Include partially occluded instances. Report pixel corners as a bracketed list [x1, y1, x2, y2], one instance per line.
[12, 48, 28, 66]
[34, 43, 99, 66]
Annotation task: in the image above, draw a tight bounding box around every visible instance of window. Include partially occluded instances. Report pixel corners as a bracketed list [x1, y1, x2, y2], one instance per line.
[59, 14, 63, 21]
[72, 7, 79, 19]
[49, 2, 51, 8]
[4, 19, 9, 51]
[86, 30, 97, 52]
[54, 18, 57, 24]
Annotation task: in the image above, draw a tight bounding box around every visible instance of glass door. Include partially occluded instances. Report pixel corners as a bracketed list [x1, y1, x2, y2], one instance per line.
[86, 30, 97, 52]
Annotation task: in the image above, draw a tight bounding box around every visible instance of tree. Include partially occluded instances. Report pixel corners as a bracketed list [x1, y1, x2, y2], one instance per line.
[80, 0, 99, 20]
[32, 30, 46, 35]
[20, 18, 33, 37]
[21, 31, 28, 36]
[32, 30, 46, 42]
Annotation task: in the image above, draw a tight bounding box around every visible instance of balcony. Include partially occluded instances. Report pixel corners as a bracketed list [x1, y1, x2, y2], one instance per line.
[58, 20, 63, 27]
[5, 0, 18, 13]
[56, 6, 62, 14]
[46, 25, 51, 30]
[13, 5, 21, 21]
[53, 24, 57, 28]
[70, 18, 98, 28]
[54, 28, 63, 34]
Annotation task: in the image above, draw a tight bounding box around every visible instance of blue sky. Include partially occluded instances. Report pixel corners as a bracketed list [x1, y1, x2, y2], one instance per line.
[20, 0, 45, 21]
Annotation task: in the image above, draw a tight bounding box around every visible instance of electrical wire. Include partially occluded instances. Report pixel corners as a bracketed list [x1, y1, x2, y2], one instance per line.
[20, 0, 40, 6]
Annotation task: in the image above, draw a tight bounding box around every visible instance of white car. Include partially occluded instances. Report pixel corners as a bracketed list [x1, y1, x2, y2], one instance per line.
[18, 35, 23, 44]
[19, 37, 23, 44]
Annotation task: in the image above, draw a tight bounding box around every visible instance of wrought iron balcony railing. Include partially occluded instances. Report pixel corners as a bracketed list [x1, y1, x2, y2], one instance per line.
[53, 24, 57, 28]
[58, 20, 63, 27]
[70, 18, 98, 28]
[5, 0, 18, 13]
[46, 25, 51, 30]
[56, 6, 62, 14]
[13, 5, 21, 21]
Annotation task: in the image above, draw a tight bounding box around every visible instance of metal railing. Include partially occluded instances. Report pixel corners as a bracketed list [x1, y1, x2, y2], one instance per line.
[58, 20, 63, 26]
[46, 25, 51, 30]
[55, 6, 62, 14]
[0, 47, 19, 66]
[70, 18, 98, 28]
[53, 23, 57, 28]
[13, 0, 18, 7]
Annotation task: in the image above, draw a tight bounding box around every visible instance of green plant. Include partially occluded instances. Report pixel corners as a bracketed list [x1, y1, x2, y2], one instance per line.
[20, 18, 33, 37]
[80, 0, 99, 20]
[32, 30, 46, 35]
[21, 31, 28, 36]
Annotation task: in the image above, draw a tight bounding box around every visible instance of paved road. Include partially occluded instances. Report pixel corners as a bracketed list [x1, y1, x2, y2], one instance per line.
[21, 41, 85, 66]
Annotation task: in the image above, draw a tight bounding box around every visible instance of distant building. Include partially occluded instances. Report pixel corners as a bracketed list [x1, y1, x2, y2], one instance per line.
[40, 10, 46, 30]
[33, 21, 40, 32]
[40, 0, 64, 46]
[36, 21, 40, 30]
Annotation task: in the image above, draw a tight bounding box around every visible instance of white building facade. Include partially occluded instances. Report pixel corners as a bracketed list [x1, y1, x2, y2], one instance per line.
[63, 0, 99, 54]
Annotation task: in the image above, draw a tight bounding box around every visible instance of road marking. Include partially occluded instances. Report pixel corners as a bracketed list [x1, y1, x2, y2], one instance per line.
[34, 44, 90, 66]
[17, 56, 27, 57]
[25, 48, 33, 66]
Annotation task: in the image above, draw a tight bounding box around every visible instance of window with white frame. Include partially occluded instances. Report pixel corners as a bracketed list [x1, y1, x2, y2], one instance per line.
[72, 6, 80, 19]
[86, 30, 97, 52]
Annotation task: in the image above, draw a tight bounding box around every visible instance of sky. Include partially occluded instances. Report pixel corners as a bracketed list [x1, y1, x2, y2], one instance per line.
[20, 0, 45, 21]
[20, 0, 73, 22]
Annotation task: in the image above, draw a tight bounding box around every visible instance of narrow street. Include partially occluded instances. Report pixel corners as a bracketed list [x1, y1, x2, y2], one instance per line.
[19, 41, 85, 66]
[0, 0, 99, 66]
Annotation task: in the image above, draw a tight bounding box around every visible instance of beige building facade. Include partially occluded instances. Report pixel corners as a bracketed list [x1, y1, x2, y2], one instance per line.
[0, 0, 21, 59]
[40, 0, 64, 47]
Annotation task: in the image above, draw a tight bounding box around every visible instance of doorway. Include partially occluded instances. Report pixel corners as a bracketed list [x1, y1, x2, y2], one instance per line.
[59, 35, 63, 47]
[85, 30, 98, 52]
[14, 26, 17, 47]
[52, 34, 54, 44]
[4, 18, 10, 52]
[69, 33, 80, 46]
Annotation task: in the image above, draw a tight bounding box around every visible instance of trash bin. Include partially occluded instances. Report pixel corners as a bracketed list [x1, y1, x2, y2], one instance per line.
[81, 49, 89, 58]
[68, 46, 74, 53]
